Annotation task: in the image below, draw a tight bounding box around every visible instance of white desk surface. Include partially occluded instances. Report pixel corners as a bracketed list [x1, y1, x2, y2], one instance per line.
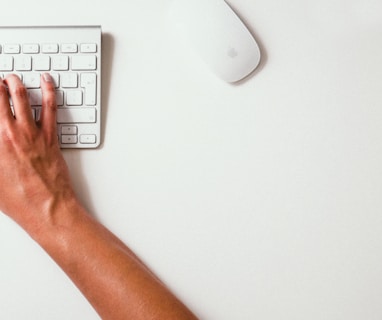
[1, 0, 382, 319]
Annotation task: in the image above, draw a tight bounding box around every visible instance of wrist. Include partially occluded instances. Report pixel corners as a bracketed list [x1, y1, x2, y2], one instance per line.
[26, 192, 86, 248]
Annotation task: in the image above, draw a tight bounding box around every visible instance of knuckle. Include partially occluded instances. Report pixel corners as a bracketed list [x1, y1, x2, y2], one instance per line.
[0, 125, 10, 140]
[43, 89, 57, 107]
[11, 84, 27, 99]
[0, 125, 15, 146]
[44, 94, 57, 108]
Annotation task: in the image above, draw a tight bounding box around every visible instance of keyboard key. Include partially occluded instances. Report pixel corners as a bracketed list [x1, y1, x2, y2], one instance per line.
[24, 72, 41, 88]
[71, 55, 96, 70]
[34, 107, 41, 121]
[0, 56, 13, 71]
[4, 44, 20, 54]
[80, 43, 97, 53]
[61, 72, 78, 88]
[61, 125, 78, 135]
[50, 72, 60, 88]
[57, 107, 96, 123]
[56, 90, 64, 106]
[81, 73, 97, 105]
[23, 44, 39, 54]
[42, 43, 59, 53]
[80, 134, 97, 144]
[61, 43, 78, 53]
[52, 55, 69, 71]
[66, 90, 83, 105]
[31, 108, 36, 120]
[61, 135, 78, 144]
[28, 89, 64, 106]
[28, 89, 42, 105]
[15, 55, 32, 71]
[33, 55, 50, 71]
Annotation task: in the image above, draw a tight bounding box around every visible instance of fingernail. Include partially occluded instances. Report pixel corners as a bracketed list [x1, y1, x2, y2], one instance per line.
[43, 73, 53, 83]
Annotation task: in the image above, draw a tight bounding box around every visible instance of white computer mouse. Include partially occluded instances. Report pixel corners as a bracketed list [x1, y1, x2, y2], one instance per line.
[169, 0, 261, 83]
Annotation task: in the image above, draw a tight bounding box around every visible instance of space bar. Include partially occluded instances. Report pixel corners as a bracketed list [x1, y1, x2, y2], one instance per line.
[57, 108, 96, 123]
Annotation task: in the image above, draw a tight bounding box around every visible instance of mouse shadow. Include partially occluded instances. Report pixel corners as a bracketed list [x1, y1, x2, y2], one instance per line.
[228, 4, 268, 86]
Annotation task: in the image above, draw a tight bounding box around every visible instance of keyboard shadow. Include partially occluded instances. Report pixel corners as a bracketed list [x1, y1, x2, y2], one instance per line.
[100, 32, 115, 148]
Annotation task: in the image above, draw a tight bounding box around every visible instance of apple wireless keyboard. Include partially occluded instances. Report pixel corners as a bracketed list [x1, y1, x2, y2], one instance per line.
[0, 26, 101, 148]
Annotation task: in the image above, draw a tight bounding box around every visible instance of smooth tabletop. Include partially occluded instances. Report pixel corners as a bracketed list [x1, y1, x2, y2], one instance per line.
[1, 0, 382, 319]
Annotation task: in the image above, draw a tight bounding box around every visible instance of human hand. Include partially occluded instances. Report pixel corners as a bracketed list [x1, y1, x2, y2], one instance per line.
[0, 75, 198, 320]
[0, 74, 75, 233]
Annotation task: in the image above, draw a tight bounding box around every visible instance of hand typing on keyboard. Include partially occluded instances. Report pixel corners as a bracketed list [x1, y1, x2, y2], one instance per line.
[0, 73, 197, 320]
[0, 73, 74, 222]
[0, 26, 102, 148]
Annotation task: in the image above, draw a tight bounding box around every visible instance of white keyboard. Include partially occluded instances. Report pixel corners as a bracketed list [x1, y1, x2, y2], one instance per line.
[0, 26, 102, 148]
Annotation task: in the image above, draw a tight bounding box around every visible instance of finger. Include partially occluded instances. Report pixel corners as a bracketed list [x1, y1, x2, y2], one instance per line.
[4, 74, 34, 124]
[0, 78, 13, 123]
[40, 73, 58, 140]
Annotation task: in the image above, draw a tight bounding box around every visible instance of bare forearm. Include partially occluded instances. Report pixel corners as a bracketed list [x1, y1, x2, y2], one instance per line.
[0, 74, 197, 319]
[32, 197, 197, 320]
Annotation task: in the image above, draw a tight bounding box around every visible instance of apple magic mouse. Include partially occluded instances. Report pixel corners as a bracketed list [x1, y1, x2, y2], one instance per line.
[169, 0, 261, 83]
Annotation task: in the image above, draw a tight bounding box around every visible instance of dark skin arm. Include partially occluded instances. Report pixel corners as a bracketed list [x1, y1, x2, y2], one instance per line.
[0, 74, 198, 320]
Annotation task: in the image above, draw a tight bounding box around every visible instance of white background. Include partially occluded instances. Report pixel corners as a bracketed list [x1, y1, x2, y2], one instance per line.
[1, 0, 382, 319]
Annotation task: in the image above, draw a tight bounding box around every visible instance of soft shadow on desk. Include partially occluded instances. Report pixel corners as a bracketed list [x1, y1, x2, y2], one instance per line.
[100, 32, 115, 147]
